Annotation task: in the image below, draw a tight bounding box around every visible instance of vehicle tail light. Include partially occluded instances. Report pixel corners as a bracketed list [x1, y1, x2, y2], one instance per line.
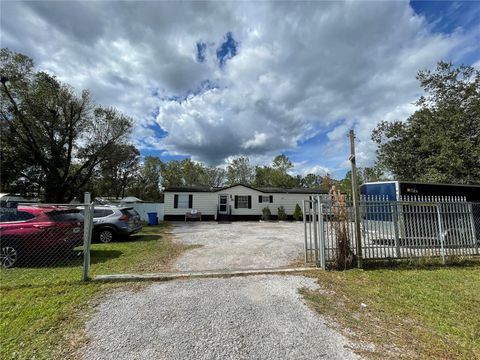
[119, 214, 129, 221]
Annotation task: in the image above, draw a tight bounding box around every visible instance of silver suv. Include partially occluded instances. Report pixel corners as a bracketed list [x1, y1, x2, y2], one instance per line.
[89, 205, 142, 243]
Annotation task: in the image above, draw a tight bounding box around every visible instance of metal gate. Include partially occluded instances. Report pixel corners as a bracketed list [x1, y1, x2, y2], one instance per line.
[303, 196, 327, 269]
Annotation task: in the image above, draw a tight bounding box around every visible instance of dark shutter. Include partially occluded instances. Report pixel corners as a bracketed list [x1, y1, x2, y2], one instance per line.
[188, 194, 193, 208]
[174, 194, 178, 208]
[248, 196, 252, 209]
[234, 196, 238, 209]
[309, 196, 312, 209]
[259, 195, 263, 203]
[269, 195, 273, 203]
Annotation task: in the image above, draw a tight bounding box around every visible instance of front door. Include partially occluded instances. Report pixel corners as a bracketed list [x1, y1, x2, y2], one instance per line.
[219, 195, 228, 214]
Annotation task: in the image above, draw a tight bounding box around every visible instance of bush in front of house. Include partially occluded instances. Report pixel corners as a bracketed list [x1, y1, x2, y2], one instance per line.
[277, 206, 287, 221]
[261, 206, 271, 221]
[293, 203, 303, 221]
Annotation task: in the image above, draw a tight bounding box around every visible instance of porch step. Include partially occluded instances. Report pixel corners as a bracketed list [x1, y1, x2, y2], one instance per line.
[217, 213, 232, 222]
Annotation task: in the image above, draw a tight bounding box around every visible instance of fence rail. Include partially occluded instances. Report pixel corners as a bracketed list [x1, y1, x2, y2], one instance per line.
[304, 195, 480, 268]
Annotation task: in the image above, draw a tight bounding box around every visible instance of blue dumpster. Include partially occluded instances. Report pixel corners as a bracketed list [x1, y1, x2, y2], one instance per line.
[147, 212, 158, 226]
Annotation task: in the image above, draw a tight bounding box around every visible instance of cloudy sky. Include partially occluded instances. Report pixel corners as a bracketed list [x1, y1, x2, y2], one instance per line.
[1, 1, 479, 178]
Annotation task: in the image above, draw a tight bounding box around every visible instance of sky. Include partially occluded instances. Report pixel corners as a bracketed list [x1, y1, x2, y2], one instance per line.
[1, 1, 479, 178]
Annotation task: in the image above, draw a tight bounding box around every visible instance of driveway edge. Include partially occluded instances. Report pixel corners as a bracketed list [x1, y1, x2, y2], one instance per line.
[94, 267, 320, 282]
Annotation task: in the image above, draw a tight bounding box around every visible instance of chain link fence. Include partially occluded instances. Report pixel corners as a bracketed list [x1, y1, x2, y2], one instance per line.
[0, 199, 93, 280]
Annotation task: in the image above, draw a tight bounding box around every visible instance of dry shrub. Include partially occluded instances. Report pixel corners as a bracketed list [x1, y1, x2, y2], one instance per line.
[329, 186, 355, 269]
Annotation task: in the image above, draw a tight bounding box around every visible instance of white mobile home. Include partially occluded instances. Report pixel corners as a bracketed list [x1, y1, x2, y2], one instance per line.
[163, 184, 328, 221]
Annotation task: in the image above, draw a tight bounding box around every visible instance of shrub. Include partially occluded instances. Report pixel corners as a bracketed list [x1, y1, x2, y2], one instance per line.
[277, 206, 287, 221]
[330, 186, 354, 269]
[293, 203, 303, 221]
[261, 206, 271, 221]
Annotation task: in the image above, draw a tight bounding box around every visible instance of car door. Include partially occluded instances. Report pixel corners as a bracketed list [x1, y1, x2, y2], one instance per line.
[0, 210, 41, 252]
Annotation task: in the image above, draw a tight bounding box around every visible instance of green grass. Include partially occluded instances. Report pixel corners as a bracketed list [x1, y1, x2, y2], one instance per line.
[302, 258, 480, 359]
[2, 225, 479, 360]
[0, 223, 189, 360]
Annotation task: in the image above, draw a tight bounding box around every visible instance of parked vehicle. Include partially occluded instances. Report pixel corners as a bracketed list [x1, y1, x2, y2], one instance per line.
[0, 206, 84, 268]
[88, 205, 142, 243]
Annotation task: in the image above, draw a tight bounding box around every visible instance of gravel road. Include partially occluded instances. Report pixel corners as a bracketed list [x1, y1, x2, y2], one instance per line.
[172, 222, 305, 271]
[83, 275, 360, 360]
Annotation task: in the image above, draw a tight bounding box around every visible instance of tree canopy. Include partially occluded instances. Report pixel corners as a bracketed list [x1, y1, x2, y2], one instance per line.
[92, 144, 140, 199]
[338, 166, 387, 193]
[128, 156, 163, 201]
[160, 158, 226, 189]
[0, 48, 133, 202]
[372, 62, 480, 184]
[226, 156, 254, 185]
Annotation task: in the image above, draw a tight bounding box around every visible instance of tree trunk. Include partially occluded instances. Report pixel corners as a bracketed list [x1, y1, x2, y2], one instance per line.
[44, 174, 68, 203]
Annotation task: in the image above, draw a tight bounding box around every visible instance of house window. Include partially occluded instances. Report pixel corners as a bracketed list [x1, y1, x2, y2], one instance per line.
[259, 195, 273, 203]
[177, 194, 190, 208]
[237, 195, 249, 209]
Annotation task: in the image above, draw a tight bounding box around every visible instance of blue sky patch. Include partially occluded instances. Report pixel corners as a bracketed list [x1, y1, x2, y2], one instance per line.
[410, 1, 480, 66]
[140, 149, 188, 162]
[216, 32, 238, 67]
[147, 122, 168, 138]
[284, 130, 349, 178]
[410, 1, 480, 33]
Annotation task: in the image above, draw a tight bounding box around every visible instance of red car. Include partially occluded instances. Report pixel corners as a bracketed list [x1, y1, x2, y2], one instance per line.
[0, 206, 84, 268]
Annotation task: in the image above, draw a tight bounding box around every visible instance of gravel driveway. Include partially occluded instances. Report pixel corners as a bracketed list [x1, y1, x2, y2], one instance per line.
[83, 275, 360, 360]
[172, 222, 305, 271]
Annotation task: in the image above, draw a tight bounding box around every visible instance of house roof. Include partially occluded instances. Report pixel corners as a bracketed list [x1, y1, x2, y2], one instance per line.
[164, 184, 329, 194]
[120, 196, 144, 203]
[255, 187, 328, 194]
[164, 186, 213, 193]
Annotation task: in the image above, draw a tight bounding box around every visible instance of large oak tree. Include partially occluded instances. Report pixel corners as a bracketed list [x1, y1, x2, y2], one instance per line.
[372, 62, 480, 184]
[0, 49, 133, 202]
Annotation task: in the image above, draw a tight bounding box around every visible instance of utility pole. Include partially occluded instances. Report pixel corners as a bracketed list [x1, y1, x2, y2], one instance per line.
[349, 130, 363, 268]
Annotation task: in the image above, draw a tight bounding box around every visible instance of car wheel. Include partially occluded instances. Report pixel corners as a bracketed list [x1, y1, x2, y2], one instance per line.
[98, 229, 114, 243]
[1, 244, 19, 269]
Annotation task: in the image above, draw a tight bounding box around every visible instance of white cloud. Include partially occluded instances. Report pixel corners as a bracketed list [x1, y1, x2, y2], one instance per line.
[242, 132, 269, 150]
[1, 0, 477, 173]
[293, 163, 331, 177]
[150, 1, 465, 165]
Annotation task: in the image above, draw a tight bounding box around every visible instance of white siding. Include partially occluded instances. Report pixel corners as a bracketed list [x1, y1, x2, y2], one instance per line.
[257, 193, 314, 215]
[164, 192, 217, 216]
[130, 203, 164, 221]
[164, 185, 327, 217]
